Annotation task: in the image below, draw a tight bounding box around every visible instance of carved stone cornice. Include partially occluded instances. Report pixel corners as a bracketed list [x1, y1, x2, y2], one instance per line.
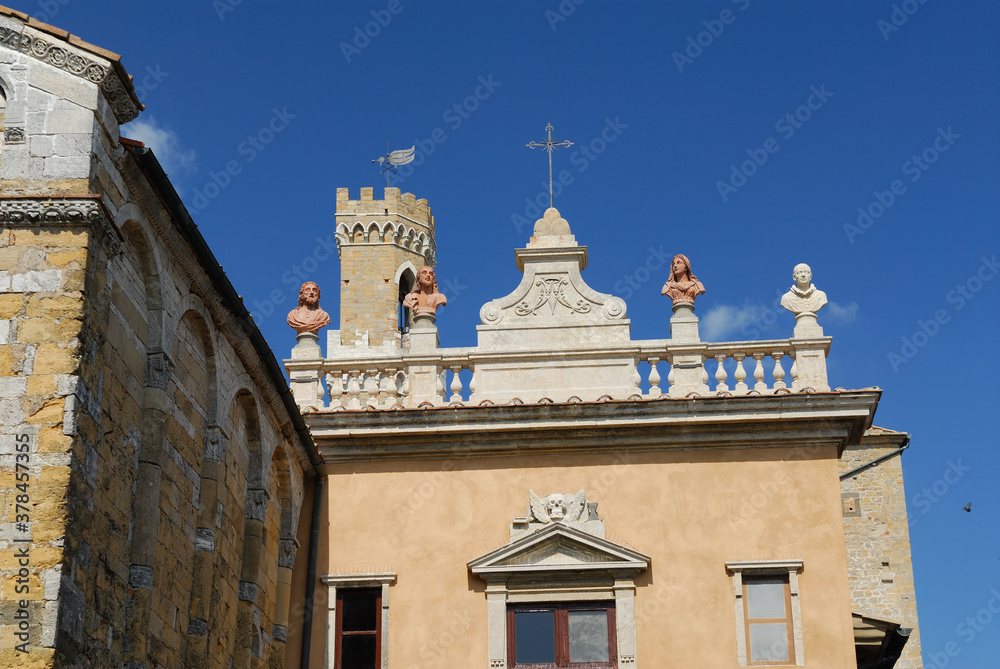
[0, 197, 122, 255]
[0, 25, 140, 124]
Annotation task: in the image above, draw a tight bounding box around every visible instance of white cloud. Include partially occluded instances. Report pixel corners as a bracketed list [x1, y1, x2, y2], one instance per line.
[701, 298, 860, 341]
[825, 300, 859, 323]
[123, 116, 197, 179]
[701, 302, 768, 341]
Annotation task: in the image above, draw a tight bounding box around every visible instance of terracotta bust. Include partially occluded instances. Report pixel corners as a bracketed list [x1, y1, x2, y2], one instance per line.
[780, 263, 827, 315]
[402, 265, 447, 315]
[287, 282, 331, 333]
[661, 254, 705, 306]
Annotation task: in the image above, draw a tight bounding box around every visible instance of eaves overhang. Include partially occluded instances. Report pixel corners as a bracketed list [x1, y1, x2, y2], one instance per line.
[307, 390, 880, 463]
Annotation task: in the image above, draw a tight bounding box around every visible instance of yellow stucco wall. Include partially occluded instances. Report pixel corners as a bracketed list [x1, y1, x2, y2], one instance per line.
[319, 444, 856, 668]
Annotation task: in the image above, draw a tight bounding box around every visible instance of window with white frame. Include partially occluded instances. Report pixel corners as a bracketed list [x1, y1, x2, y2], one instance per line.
[322, 572, 396, 669]
[469, 523, 649, 669]
[726, 560, 804, 666]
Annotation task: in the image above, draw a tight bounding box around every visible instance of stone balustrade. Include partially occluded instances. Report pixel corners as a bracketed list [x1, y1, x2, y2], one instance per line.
[284, 333, 831, 411]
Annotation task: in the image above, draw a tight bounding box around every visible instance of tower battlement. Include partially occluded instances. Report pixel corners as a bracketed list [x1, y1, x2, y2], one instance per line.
[336, 187, 433, 232]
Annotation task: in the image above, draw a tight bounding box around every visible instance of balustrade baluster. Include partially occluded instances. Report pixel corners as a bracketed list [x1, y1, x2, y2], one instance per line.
[648, 357, 662, 397]
[383, 367, 398, 404]
[364, 368, 379, 397]
[789, 352, 798, 387]
[327, 373, 343, 409]
[772, 353, 786, 390]
[752, 354, 766, 391]
[347, 370, 362, 409]
[714, 354, 729, 392]
[734, 354, 748, 394]
[450, 366, 464, 403]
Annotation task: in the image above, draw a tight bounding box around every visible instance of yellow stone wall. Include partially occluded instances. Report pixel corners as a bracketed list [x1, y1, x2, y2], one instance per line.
[0, 223, 90, 669]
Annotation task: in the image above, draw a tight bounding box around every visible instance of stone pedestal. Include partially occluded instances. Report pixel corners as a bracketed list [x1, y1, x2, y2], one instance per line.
[790, 338, 831, 392]
[668, 305, 709, 397]
[291, 331, 322, 358]
[408, 313, 440, 352]
[670, 303, 700, 341]
[793, 312, 824, 338]
[288, 332, 324, 409]
[406, 314, 442, 406]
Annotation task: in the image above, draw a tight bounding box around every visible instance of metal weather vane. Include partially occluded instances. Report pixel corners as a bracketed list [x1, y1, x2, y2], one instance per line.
[526, 123, 573, 209]
[372, 143, 416, 184]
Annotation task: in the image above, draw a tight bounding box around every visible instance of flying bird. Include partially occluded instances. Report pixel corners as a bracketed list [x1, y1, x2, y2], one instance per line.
[962, 503, 971, 512]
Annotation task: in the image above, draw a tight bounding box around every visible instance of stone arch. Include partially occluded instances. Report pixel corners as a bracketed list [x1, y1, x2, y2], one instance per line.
[351, 223, 365, 243]
[230, 388, 268, 668]
[259, 443, 297, 665]
[115, 216, 173, 668]
[394, 259, 418, 287]
[366, 221, 380, 242]
[116, 217, 164, 348]
[401, 226, 415, 248]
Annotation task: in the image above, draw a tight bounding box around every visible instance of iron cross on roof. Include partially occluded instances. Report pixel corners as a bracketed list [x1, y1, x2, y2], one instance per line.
[526, 123, 573, 209]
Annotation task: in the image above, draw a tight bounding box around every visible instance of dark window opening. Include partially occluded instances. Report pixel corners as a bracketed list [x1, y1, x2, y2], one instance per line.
[336, 588, 381, 669]
[398, 269, 414, 335]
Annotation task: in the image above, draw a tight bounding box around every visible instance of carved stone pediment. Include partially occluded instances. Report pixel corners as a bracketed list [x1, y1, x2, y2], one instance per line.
[480, 247, 626, 328]
[476, 208, 629, 359]
[468, 523, 649, 580]
[470, 209, 635, 401]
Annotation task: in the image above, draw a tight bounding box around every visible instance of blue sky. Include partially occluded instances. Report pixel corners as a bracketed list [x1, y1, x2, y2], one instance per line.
[31, 1, 1000, 665]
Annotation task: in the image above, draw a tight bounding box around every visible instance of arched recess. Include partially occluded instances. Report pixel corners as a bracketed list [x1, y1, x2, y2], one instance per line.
[167, 302, 230, 668]
[227, 389, 269, 669]
[259, 443, 298, 667]
[145, 308, 215, 662]
[114, 217, 172, 668]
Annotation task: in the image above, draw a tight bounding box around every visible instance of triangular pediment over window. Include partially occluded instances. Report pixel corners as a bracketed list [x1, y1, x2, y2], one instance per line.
[469, 522, 649, 579]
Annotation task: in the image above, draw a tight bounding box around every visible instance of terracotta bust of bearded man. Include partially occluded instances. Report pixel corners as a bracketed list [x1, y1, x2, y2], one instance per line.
[287, 282, 331, 333]
[402, 265, 447, 315]
[661, 254, 705, 306]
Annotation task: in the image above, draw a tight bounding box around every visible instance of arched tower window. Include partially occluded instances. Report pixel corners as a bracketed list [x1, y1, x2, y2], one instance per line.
[398, 268, 414, 335]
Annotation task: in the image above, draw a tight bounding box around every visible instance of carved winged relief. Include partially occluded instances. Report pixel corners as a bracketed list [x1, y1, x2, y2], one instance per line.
[528, 489, 589, 524]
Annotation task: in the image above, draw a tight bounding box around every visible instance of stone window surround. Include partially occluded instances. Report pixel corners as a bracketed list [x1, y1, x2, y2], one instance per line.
[725, 560, 804, 667]
[470, 524, 649, 669]
[321, 572, 396, 669]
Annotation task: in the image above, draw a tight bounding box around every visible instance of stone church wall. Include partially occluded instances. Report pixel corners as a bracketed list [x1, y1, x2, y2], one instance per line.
[841, 429, 923, 668]
[0, 12, 316, 669]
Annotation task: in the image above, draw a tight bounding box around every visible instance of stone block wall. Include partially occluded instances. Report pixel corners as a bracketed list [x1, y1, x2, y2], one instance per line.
[335, 187, 436, 348]
[841, 428, 922, 668]
[0, 214, 93, 669]
[0, 11, 317, 669]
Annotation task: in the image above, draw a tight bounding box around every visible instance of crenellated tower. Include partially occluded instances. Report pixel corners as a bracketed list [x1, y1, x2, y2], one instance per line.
[334, 186, 436, 350]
